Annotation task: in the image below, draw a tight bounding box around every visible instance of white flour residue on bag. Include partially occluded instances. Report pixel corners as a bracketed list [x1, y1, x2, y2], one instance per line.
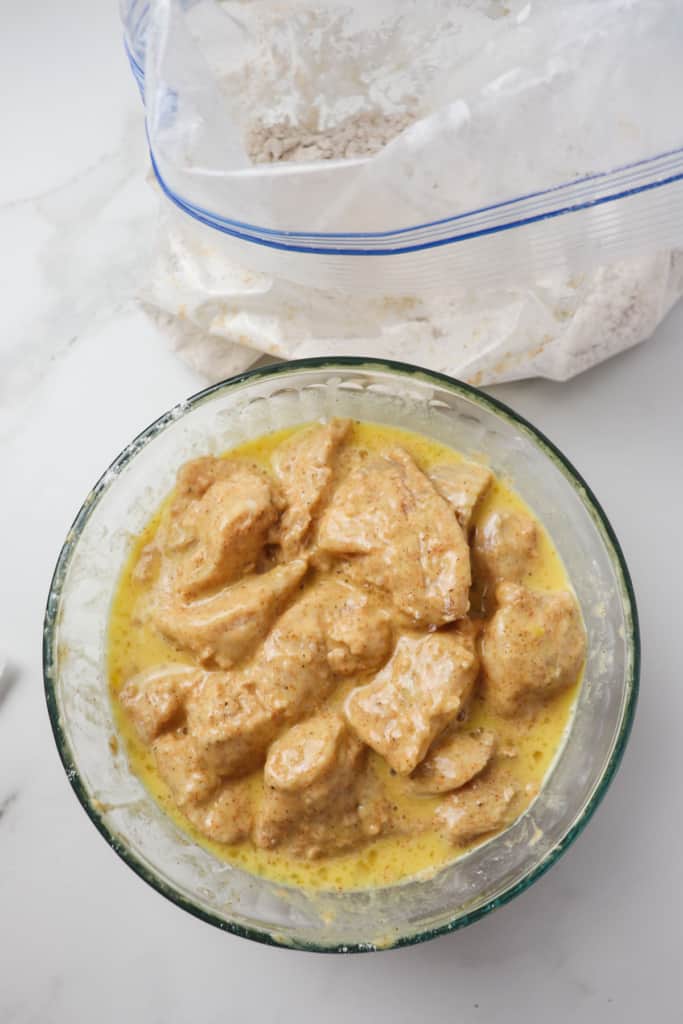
[132, 0, 683, 384]
[246, 109, 418, 164]
[143, 204, 683, 386]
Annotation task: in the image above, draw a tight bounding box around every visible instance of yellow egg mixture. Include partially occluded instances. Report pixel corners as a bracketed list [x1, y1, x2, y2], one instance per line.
[108, 422, 581, 891]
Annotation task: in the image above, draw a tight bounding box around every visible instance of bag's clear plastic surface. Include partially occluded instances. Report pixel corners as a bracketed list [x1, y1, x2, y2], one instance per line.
[122, 0, 683, 382]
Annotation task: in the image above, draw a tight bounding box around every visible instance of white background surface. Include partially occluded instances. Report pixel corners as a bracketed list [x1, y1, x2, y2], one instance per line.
[2, 2, 682, 1021]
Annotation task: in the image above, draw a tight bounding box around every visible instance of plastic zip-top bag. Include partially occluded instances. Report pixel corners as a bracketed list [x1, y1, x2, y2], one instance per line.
[122, 0, 683, 383]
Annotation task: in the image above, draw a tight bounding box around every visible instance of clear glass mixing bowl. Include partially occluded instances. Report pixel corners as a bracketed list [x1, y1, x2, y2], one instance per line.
[44, 358, 638, 952]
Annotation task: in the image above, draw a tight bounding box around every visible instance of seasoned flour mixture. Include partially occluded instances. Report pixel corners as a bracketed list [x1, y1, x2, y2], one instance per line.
[246, 109, 417, 163]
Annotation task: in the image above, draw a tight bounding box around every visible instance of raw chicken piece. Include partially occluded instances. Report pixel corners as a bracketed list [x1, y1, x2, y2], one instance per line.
[429, 461, 493, 531]
[173, 456, 233, 502]
[162, 458, 232, 543]
[186, 671, 279, 777]
[435, 765, 519, 844]
[160, 457, 265, 553]
[344, 629, 479, 775]
[184, 780, 253, 844]
[152, 730, 219, 805]
[265, 713, 353, 793]
[136, 579, 368, 785]
[185, 588, 338, 777]
[318, 579, 394, 676]
[254, 712, 379, 857]
[273, 419, 351, 557]
[318, 447, 471, 626]
[161, 454, 274, 532]
[412, 729, 496, 794]
[153, 559, 308, 669]
[159, 461, 280, 600]
[255, 590, 336, 716]
[153, 731, 252, 843]
[473, 510, 538, 584]
[119, 665, 202, 744]
[481, 583, 586, 715]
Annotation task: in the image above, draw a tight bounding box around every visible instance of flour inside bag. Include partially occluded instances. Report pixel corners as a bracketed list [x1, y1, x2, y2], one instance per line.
[125, 0, 683, 382]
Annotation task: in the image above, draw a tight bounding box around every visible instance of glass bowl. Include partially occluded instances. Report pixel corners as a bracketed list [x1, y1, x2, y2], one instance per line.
[44, 358, 639, 953]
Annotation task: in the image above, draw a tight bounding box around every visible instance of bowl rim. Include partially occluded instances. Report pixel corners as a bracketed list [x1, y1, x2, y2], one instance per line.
[43, 356, 640, 953]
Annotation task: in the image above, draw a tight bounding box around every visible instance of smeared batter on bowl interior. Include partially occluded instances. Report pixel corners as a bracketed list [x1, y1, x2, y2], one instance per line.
[109, 421, 585, 891]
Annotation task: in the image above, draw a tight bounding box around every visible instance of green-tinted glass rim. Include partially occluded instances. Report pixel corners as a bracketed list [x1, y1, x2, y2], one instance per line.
[43, 356, 640, 954]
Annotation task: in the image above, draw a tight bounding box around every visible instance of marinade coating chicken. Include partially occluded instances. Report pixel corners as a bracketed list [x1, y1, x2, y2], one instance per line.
[254, 713, 384, 857]
[153, 559, 308, 668]
[186, 672, 282, 777]
[318, 447, 471, 626]
[152, 731, 252, 843]
[121, 661, 277, 780]
[182, 579, 390, 780]
[412, 729, 496, 794]
[120, 665, 204, 744]
[169, 455, 233, 507]
[473, 510, 538, 585]
[157, 458, 281, 600]
[152, 729, 220, 805]
[344, 628, 479, 775]
[124, 596, 332, 781]
[251, 589, 337, 716]
[116, 420, 586, 874]
[132, 578, 394, 795]
[272, 418, 351, 558]
[316, 578, 394, 676]
[435, 764, 519, 844]
[184, 781, 253, 844]
[429, 461, 493, 531]
[481, 582, 586, 715]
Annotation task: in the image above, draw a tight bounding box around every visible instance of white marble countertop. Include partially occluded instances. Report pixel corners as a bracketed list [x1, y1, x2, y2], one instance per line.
[3, 2, 683, 1020]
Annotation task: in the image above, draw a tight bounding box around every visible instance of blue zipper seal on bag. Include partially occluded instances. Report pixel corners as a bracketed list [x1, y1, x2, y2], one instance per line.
[123, 0, 683, 257]
[147, 147, 683, 256]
